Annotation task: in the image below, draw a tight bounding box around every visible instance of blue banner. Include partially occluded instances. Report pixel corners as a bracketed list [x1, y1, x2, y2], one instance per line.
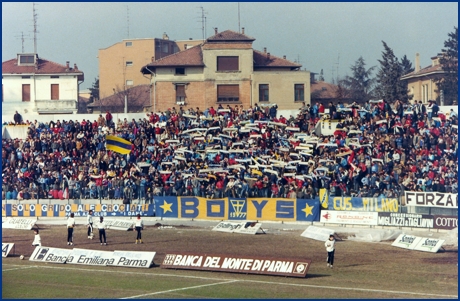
[328, 196, 399, 212]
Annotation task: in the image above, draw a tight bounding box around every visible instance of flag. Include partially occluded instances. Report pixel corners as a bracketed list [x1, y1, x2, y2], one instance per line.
[319, 188, 329, 209]
[106, 135, 132, 155]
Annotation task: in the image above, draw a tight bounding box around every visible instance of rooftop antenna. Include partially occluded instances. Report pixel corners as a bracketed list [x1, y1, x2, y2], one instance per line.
[198, 6, 207, 40]
[33, 2, 38, 54]
[15, 32, 31, 53]
[238, 2, 240, 33]
[335, 52, 340, 82]
[126, 5, 130, 38]
[331, 66, 335, 84]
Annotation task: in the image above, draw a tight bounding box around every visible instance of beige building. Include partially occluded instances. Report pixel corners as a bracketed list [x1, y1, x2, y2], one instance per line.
[98, 33, 203, 99]
[400, 53, 445, 103]
[140, 28, 310, 112]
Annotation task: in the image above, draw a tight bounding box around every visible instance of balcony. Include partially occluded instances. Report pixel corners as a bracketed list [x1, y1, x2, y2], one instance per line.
[35, 99, 78, 114]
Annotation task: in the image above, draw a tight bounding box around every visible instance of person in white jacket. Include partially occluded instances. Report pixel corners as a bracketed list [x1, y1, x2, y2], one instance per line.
[134, 214, 144, 244]
[325, 234, 336, 268]
[32, 229, 41, 246]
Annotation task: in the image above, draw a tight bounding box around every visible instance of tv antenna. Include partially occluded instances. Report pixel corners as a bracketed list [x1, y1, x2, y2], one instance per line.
[32, 2, 39, 54]
[238, 2, 240, 33]
[198, 6, 208, 40]
[15, 32, 31, 53]
[335, 52, 340, 81]
[126, 5, 130, 38]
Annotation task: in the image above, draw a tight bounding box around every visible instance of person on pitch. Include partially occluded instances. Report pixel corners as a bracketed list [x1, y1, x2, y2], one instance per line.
[67, 213, 76, 246]
[134, 214, 144, 244]
[87, 210, 94, 239]
[96, 216, 107, 245]
[32, 228, 41, 246]
[325, 234, 336, 268]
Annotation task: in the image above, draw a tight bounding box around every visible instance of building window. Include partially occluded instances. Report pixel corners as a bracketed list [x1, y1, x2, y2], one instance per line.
[50, 75, 60, 79]
[19, 55, 35, 65]
[51, 84, 59, 100]
[126, 80, 133, 86]
[217, 56, 239, 71]
[21, 76, 31, 79]
[294, 84, 304, 102]
[125, 61, 133, 67]
[175, 67, 185, 75]
[217, 85, 239, 102]
[125, 41, 132, 47]
[22, 84, 30, 102]
[176, 85, 186, 103]
[259, 84, 269, 102]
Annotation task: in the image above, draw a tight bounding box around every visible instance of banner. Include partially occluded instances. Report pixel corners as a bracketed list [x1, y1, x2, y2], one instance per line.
[110, 250, 156, 268]
[320, 210, 378, 225]
[391, 234, 422, 250]
[2, 243, 15, 257]
[161, 252, 311, 278]
[328, 196, 399, 212]
[2, 204, 154, 217]
[154, 197, 320, 222]
[391, 234, 445, 253]
[319, 188, 328, 209]
[212, 221, 264, 235]
[300, 226, 335, 241]
[2, 217, 36, 229]
[433, 215, 458, 230]
[377, 213, 434, 228]
[29, 246, 72, 264]
[105, 135, 132, 155]
[104, 219, 135, 231]
[404, 191, 458, 208]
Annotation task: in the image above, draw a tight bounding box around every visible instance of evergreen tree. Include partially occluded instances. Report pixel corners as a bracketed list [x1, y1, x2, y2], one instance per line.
[375, 41, 409, 103]
[89, 77, 99, 102]
[435, 26, 458, 105]
[341, 56, 375, 103]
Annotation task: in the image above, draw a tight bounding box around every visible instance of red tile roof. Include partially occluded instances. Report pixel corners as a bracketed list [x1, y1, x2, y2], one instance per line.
[206, 30, 255, 42]
[401, 64, 444, 79]
[310, 81, 337, 99]
[253, 50, 301, 68]
[141, 45, 204, 71]
[87, 85, 150, 108]
[2, 57, 83, 76]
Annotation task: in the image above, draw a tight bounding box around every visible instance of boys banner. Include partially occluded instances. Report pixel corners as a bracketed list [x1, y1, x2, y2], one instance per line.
[154, 197, 320, 222]
[2, 204, 154, 217]
[328, 196, 399, 212]
[404, 191, 458, 209]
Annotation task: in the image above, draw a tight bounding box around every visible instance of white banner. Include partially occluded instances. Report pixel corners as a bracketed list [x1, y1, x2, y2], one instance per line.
[391, 234, 444, 253]
[300, 226, 335, 241]
[104, 219, 134, 231]
[66, 248, 116, 266]
[2, 243, 15, 257]
[391, 234, 422, 250]
[320, 210, 378, 225]
[2, 217, 36, 230]
[110, 250, 156, 268]
[212, 221, 264, 235]
[405, 191, 458, 209]
[29, 246, 72, 263]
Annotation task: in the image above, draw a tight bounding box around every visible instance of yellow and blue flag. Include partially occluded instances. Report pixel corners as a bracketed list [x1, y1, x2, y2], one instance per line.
[319, 188, 329, 209]
[106, 135, 132, 155]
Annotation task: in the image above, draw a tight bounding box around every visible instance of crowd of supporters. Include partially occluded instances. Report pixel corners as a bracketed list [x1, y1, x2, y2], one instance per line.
[2, 100, 458, 203]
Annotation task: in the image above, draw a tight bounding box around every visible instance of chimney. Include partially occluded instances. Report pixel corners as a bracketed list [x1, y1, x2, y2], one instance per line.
[74, 63, 78, 71]
[66, 61, 70, 70]
[163, 32, 169, 40]
[283, 55, 286, 59]
[214, 27, 218, 34]
[241, 27, 245, 34]
[263, 47, 267, 53]
[415, 53, 420, 73]
[151, 56, 155, 62]
[267, 53, 270, 60]
[189, 38, 192, 40]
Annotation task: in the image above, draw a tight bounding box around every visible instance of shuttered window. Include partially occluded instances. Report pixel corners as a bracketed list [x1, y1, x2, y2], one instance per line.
[176, 85, 186, 102]
[51, 84, 59, 100]
[217, 56, 239, 71]
[217, 85, 239, 102]
[295, 84, 304, 102]
[22, 84, 30, 102]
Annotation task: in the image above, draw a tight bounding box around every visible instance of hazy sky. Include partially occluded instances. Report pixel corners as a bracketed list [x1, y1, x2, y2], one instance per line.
[2, 2, 458, 90]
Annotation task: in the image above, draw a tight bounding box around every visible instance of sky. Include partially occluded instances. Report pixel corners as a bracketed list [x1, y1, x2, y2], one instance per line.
[2, 2, 458, 91]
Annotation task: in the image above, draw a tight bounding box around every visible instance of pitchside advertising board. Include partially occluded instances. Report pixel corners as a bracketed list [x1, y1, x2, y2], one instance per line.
[212, 221, 265, 234]
[328, 196, 399, 212]
[377, 213, 458, 230]
[300, 226, 335, 241]
[391, 234, 445, 253]
[2, 217, 36, 229]
[404, 191, 458, 208]
[154, 197, 320, 222]
[29, 246, 156, 268]
[2, 204, 154, 217]
[161, 252, 311, 278]
[320, 210, 378, 225]
[2, 243, 15, 257]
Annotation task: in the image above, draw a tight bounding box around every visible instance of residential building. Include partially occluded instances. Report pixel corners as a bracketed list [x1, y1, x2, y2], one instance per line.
[87, 84, 150, 114]
[2, 53, 84, 116]
[400, 53, 445, 103]
[98, 33, 203, 99]
[140, 28, 310, 112]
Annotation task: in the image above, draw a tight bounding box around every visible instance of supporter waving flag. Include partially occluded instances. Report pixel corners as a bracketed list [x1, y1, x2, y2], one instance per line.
[106, 135, 132, 155]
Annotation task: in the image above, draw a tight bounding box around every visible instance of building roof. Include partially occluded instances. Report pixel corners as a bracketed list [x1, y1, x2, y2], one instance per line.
[141, 45, 204, 72]
[253, 50, 301, 69]
[400, 63, 444, 80]
[310, 81, 338, 99]
[206, 29, 255, 42]
[2, 56, 84, 77]
[87, 85, 150, 108]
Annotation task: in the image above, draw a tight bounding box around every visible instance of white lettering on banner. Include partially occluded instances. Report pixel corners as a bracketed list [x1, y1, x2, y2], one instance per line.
[2, 243, 14, 257]
[435, 217, 458, 229]
[377, 214, 434, 228]
[405, 191, 458, 208]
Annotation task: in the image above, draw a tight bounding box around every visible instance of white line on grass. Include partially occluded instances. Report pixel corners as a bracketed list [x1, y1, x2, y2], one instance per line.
[2, 266, 37, 272]
[2, 264, 457, 298]
[120, 280, 238, 299]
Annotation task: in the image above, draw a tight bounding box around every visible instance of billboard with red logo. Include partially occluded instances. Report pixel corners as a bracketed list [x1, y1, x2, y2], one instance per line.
[320, 210, 378, 225]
